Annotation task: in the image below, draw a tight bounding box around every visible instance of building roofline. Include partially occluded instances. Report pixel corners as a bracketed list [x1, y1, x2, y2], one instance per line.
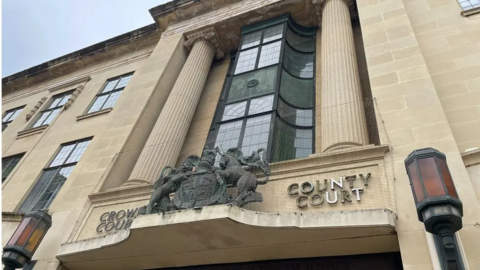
[2, 23, 158, 85]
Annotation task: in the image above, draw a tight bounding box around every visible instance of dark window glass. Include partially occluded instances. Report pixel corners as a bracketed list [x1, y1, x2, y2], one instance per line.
[228, 66, 277, 102]
[23, 260, 37, 270]
[17, 138, 92, 213]
[31, 91, 73, 128]
[208, 17, 316, 163]
[283, 44, 314, 78]
[87, 73, 132, 114]
[2, 153, 25, 182]
[2, 106, 25, 131]
[279, 69, 314, 108]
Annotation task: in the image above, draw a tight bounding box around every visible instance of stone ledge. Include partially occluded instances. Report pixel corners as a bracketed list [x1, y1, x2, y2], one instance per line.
[88, 183, 153, 203]
[17, 125, 48, 139]
[462, 148, 480, 167]
[461, 6, 480, 17]
[76, 108, 113, 121]
[57, 206, 397, 270]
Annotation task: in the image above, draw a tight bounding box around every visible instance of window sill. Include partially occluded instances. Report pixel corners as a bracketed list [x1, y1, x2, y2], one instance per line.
[76, 108, 112, 121]
[17, 125, 48, 139]
[461, 7, 480, 17]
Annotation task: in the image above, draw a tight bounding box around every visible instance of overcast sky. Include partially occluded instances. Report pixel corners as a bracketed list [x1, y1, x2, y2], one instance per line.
[2, 0, 169, 77]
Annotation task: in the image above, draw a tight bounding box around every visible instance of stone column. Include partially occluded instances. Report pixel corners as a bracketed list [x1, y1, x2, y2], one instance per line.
[124, 27, 224, 186]
[316, 0, 369, 152]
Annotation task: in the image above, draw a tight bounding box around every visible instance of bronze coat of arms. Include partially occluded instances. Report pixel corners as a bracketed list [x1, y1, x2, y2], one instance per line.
[144, 147, 270, 214]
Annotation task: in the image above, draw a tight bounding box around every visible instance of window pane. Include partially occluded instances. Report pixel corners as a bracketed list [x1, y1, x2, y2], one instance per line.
[215, 121, 243, 152]
[222, 101, 247, 121]
[279, 69, 314, 108]
[43, 108, 61, 125]
[102, 79, 119, 93]
[9, 108, 23, 121]
[2, 111, 14, 122]
[272, 118, 312, 162]
[49, 144, 75, 167]
[249, 95, 274, 115]
[234, 47, 258, 74]
[286, 26, 315, 53]
[116, 75, 132, 89]
[32, 111, 51, 128]
[2, 155, 23, 181]
[32, 166, 73, 211]
[284, 45, 314, 78]
[65, 140, 91, 164]
[58, 94, 72, 107]
[241, 31, 261, 49]
[241, 114, 271, 156]
[17, 169, 59, 213]
[88, 95, 108, 113]
[101, 91, 122, 109]
[257, 41, 281, 68]
[49, 97, 62, 109]
[263, 24, 284, 43]
[278, 99, 313, 127]
[228, 66, 277, 103]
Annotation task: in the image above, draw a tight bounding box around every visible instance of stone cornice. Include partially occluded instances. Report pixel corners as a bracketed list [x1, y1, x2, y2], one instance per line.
[2, 211, 25, 222]
[184, 27, 225, 59]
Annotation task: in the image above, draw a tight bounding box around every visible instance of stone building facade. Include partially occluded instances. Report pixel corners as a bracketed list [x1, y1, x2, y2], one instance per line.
[2, 0, 480, 269]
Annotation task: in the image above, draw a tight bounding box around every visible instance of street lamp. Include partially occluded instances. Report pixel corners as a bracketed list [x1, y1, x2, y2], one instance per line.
[404, 148, 463, 269]
[2, 211, 52, 270]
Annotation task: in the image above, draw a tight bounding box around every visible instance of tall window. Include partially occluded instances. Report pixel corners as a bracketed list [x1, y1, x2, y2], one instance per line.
[2, 153, 25, 182]
[2, 106, 25, 131]
[17, 138, 92, 213]
[87, 73, 132, 114]
[31, 91, 73, 128]
[207, 15, 317, 163]
[458, 0, 480, 10]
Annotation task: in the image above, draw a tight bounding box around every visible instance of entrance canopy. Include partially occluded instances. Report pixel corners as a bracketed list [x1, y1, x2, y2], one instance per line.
[57, 205, 398, 270]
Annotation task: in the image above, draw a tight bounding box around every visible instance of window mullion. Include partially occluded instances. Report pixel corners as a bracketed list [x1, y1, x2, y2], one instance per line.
[61, 142, 79, 166]
[237, 119, 248, 149]
[99, 92, 112, 110]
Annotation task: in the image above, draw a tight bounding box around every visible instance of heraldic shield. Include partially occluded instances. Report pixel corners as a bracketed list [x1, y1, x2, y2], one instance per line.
[173, 171, 228, 209]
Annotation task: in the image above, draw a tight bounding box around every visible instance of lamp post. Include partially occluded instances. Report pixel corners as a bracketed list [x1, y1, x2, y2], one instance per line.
[404, 148, 464, 269]
[2, 211, 52, 270]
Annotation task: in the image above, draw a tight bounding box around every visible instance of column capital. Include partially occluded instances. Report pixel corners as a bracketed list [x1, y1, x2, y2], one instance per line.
[312, 0, 354, 25]
[184, 27, 225, 59]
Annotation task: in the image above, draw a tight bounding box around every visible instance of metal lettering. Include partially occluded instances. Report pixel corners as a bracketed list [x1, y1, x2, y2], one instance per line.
[359, 173, 371, 186]
[287, 183, 299, 195]
[116, 210, 126, 220]
[345, 175, 356, 188]
[127, 208, 138, 218]
[341, 190, 352, 203]
[108, 211, 116, 222]
[316, 179, 327, 192]
[326, 191, 338, 204]
[105, 222, 115, 232]
[352, 188, 364, 201]
[124, 219, 134, 229]
[296, 196, 308, 208]
[115, 220, 126, 230]
[300, 181, 314, 194]
[310, 194, 324, 206]
[96, 223, 105, 233]
[100, 212, 109, 222]
[330, 177, 343, 190]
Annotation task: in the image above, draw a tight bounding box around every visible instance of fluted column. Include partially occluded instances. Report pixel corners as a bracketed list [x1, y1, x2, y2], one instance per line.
[317, 0, 369, 152]
[124, 27, 223, 186]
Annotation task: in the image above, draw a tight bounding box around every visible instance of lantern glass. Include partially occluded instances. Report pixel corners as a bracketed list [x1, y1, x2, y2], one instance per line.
[25, 221, 47, 253]
[436, 157, 458, 199]
[418, 157, 446, 197]
[408, 162, 425, 203]
[16, 217, 40, 247]
[7, 217, 31, 246]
